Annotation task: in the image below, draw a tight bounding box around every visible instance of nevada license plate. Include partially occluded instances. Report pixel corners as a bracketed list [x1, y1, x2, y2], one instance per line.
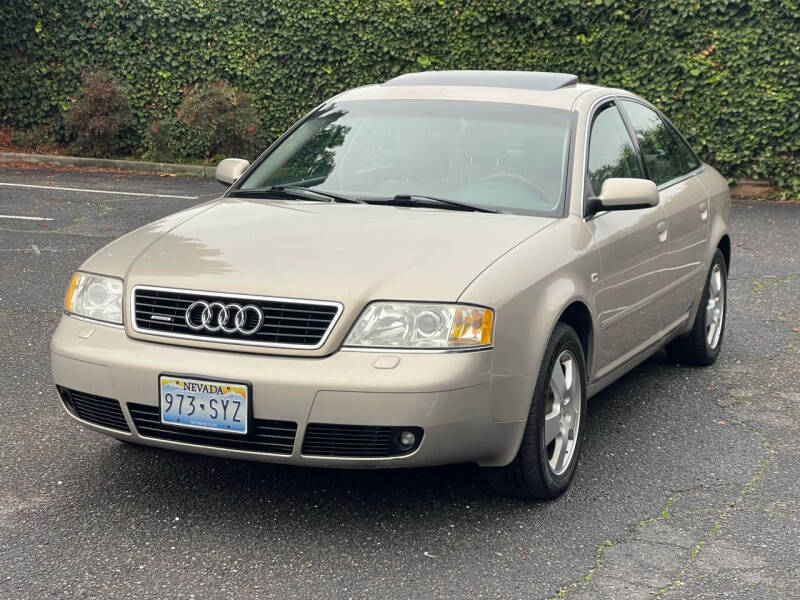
[159, 375, 248, 434]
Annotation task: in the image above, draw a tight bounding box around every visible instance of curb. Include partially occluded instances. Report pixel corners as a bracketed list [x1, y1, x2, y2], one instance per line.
[729, 179, 776, 199]
[0, 151, 215, 178]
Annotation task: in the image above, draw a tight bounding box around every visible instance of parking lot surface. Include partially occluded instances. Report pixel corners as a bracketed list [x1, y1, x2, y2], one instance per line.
[1, 164, 798, 599]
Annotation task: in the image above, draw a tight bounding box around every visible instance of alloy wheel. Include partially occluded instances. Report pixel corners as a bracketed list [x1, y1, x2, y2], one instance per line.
[544, 350, 582, 476]
[706, 263, 725, 349]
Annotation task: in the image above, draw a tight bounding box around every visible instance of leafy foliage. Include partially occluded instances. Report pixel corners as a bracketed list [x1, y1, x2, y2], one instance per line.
[145, 118, 175, 163]
[175, 80, 262, 161]
[1, 0, 797, 190]
[11, 122, 59, 154]
[63, 71, 135, 157]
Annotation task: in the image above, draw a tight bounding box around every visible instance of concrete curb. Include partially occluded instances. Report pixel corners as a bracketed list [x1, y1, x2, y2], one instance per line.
[0, 151, 215, 178]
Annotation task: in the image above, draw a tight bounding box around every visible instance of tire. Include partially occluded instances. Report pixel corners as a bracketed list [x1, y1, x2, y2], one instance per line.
[665, 249, 727, 366]
[485, 323, 587, 500]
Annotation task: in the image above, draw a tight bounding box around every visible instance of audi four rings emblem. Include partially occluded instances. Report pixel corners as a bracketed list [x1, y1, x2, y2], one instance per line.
[185, 301, 263, 335]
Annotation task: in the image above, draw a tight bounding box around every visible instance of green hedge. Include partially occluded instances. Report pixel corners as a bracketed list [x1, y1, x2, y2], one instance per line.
[2, 0, 798, 191]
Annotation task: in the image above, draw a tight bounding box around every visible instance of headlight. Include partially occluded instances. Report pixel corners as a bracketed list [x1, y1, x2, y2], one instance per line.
[64, 272, 124, 325]
[344, 302, 493, 349]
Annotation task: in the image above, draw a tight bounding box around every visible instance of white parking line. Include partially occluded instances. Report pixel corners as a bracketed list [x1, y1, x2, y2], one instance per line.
[0, 182, 199, 200]
[0, 247, 67, 253]
[0, 214, 54, 221]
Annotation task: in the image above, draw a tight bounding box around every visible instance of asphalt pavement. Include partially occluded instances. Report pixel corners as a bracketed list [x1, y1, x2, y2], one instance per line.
[1, 164, 798, 599]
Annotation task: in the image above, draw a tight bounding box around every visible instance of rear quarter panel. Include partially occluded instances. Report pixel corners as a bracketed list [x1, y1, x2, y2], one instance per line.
[695, 164, 732, 267]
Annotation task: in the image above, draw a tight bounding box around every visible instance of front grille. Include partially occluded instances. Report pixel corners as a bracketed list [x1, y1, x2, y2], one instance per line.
[132, 287, 341, 348]
[302, 423, 423, 458]
[127, 403, 297, 454]
[58, 387, 130, 432]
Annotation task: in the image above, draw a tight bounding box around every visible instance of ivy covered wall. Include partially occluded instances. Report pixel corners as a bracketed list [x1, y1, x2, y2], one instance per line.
[1, 0, 797, 190]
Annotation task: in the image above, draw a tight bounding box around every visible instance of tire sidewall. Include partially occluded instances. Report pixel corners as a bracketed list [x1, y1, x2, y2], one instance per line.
[531, 324, 588, 494]
[700, 250, 727, 361]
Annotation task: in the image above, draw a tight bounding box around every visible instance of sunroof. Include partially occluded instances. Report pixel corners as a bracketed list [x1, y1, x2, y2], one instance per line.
[382, 70, 579, 91]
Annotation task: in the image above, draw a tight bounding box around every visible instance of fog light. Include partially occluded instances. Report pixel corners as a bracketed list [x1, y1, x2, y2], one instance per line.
[398, 430, 416, 448]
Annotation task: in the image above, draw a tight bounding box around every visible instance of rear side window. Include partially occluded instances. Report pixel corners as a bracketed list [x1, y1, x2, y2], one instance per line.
[587, 103, 642, 196]
[619, 100, 687, 186]
[666, 121, 701, 171]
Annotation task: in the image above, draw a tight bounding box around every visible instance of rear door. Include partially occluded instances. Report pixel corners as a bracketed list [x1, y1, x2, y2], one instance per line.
[584, 101, 674, 379]
[618, 100, 709, 325]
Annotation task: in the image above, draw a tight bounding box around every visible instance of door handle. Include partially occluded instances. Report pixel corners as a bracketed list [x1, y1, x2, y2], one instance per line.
[699, 201, 708, 220]
[656, 220, 668, 242]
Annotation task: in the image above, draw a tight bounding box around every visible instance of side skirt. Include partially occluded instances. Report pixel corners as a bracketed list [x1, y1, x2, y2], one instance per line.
[587, 312, 690, 399]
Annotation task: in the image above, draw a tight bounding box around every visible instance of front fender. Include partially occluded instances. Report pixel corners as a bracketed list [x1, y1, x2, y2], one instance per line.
[458, 217, 599, 424]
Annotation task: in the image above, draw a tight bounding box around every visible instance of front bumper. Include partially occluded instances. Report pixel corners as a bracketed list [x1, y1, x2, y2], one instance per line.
[50, 315, 524, 467]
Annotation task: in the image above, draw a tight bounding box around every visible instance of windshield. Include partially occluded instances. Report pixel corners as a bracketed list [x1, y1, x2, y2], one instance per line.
[237, 100, 573, 215]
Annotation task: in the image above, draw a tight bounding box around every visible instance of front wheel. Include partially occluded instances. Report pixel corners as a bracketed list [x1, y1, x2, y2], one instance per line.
[666, 249, 727, 366]
[485, 323, 587, 499]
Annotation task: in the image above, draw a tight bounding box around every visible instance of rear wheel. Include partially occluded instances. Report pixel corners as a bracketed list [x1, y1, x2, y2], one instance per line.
[485, 323, 587, 499]
[666, 249, 727, 366]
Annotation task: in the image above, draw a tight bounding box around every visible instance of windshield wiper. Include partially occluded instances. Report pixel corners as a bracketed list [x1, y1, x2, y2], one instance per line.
[233, 187, 498, 212]
[274, 186, 367, 205]
[233, 185, 366, 205]
[382, 194, 502, 214]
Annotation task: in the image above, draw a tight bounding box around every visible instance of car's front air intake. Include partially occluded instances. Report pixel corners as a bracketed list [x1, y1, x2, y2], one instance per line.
[302, 423, 424, 457]
[127, 403, 298, 454]
[132, 286, 342, 349]
[58, 387, 130, 432]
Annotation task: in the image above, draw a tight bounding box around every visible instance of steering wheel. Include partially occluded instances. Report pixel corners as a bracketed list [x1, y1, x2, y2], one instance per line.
[479, 172, 550, 206]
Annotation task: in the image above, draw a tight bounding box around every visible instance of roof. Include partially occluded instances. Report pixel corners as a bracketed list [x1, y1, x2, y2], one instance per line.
[329, 71, 622, 110]
[382, 70, 579, 91]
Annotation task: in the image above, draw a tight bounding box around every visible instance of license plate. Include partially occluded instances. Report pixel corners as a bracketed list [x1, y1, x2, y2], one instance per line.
[159, 375, 248, 434]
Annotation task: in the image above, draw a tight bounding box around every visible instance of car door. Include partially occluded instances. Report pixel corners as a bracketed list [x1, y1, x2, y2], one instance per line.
[584, 101, 675, 379]
[618, 99, 710, 325]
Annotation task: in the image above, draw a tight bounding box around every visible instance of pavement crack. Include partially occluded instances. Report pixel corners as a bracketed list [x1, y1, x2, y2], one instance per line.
[549, 388, 781, 599]
[650, 418, 778, 596]
[547, 540, 613, 599]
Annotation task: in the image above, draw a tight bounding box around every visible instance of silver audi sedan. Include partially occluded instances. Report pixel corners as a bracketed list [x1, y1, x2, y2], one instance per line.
[51, 71, 731, 499]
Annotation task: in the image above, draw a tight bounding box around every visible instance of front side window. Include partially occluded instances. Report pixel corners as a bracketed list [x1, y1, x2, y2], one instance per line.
[587, 103, 642, 196]
[619, 100, 687, 185]
[237, 100, 574, 215]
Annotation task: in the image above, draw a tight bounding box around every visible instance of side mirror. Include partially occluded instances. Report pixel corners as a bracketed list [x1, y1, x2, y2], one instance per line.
[587, 178, 659, 216]
[215, 158, 250, 186]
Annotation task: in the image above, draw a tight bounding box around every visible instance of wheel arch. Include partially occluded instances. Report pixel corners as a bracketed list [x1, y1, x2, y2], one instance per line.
[555, 300, 594, 377]
[717, 233, 731, 273]
[478, 293, 596, 467]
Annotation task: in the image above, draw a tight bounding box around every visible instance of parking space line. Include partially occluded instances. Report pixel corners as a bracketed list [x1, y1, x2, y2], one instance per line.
[0, 182, 199, 200]
[0, 214, 54, 221]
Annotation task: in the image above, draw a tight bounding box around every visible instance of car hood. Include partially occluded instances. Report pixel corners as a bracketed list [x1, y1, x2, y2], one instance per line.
[82, 198, 554, 303]
[83, 198, 555, 352]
